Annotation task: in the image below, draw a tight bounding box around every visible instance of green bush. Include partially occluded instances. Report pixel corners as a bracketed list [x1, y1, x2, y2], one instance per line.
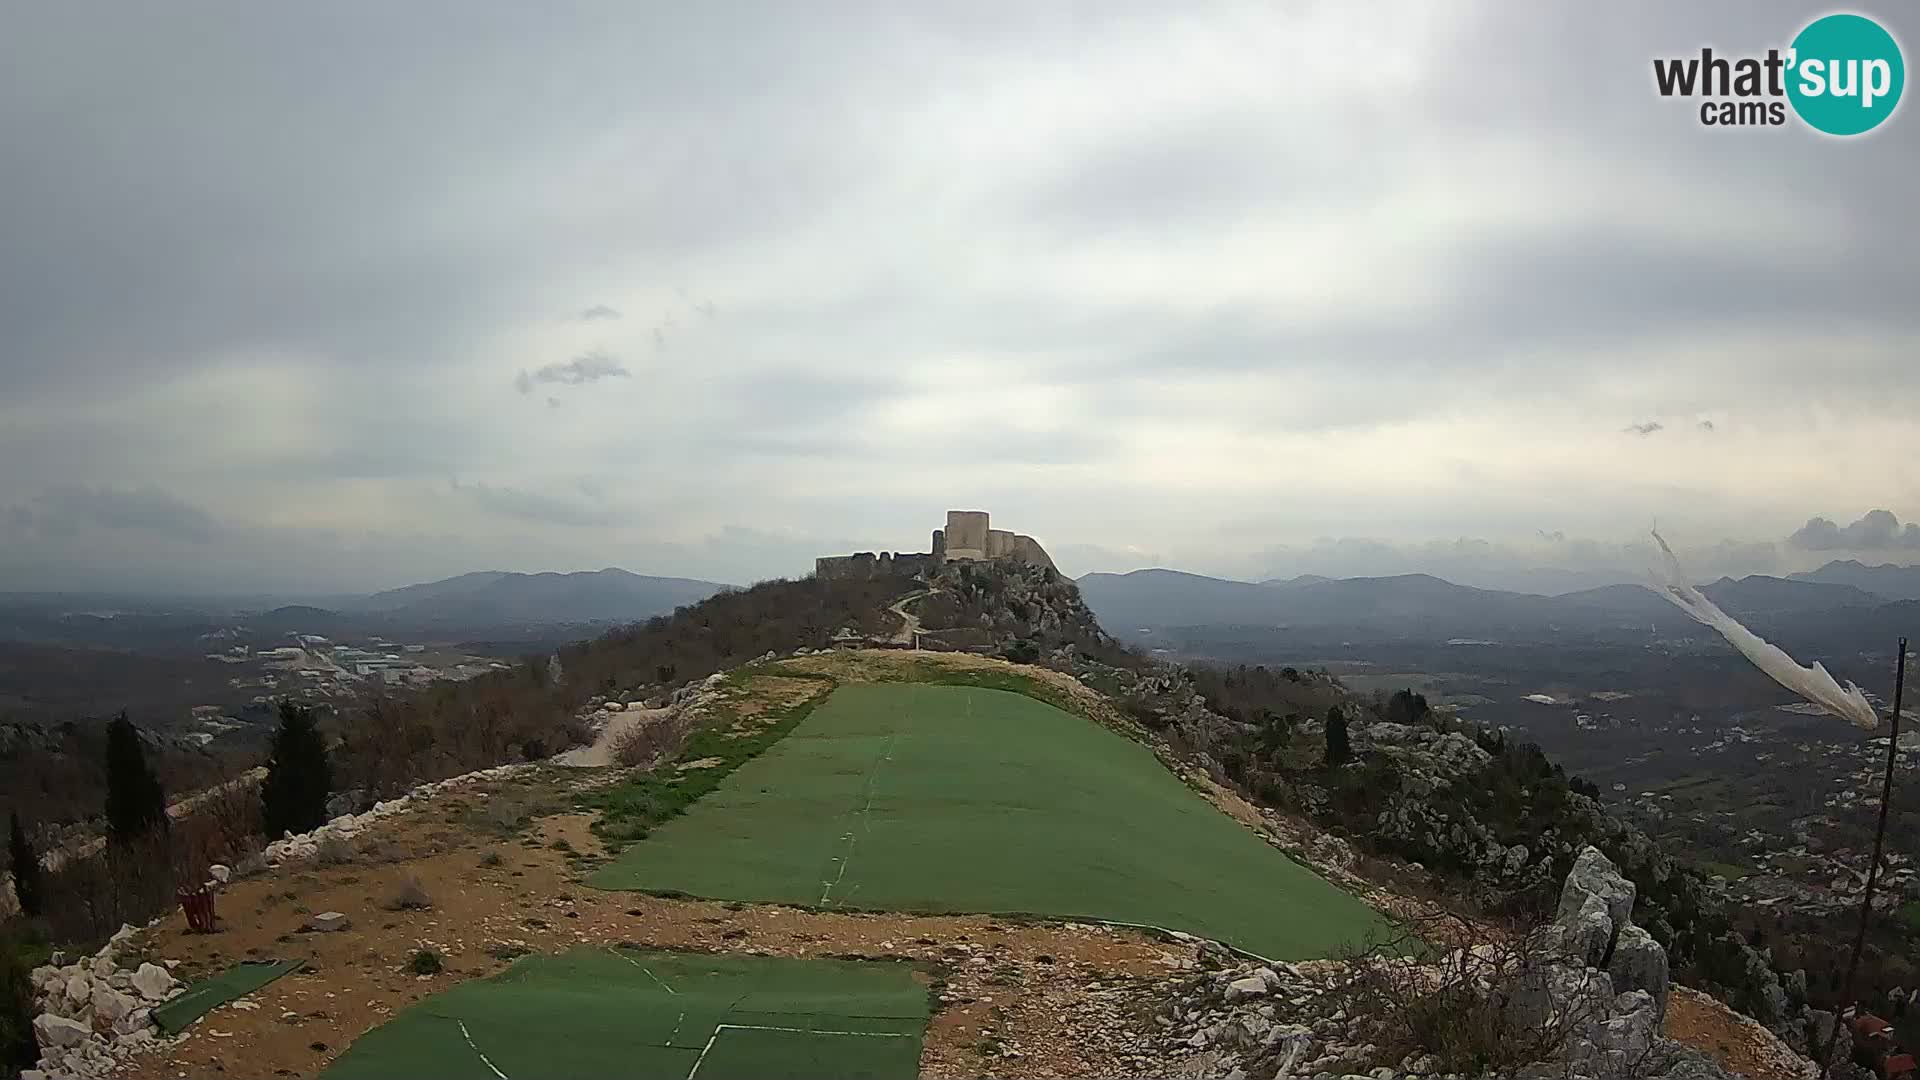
[409, 948, 443, 976]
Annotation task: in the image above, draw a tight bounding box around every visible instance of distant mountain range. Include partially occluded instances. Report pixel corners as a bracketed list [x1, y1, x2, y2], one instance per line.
[329, 568, 730, 628]
[1789, 559, 1920, 602]
[0, 569, 734, 650]
[1076, 560, 1917, 647]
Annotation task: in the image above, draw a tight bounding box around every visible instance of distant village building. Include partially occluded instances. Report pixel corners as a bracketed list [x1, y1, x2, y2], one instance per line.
[814, 509, 1056, 579]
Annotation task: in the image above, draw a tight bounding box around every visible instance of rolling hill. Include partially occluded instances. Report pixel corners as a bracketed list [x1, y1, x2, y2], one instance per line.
[1789, 559, 1920, 602]
[1076, 567, 1897, 641]
[347, 568, 731, 627]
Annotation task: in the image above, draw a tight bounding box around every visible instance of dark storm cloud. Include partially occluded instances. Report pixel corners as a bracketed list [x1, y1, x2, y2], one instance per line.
[1790, 510, 1920, 551]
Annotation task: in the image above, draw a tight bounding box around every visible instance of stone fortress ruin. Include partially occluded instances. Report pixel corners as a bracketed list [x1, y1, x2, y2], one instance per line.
[814, 509, 1056, 579]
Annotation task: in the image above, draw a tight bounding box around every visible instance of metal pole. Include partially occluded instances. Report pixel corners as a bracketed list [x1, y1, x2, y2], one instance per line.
[1821, 637, 1908, 1079]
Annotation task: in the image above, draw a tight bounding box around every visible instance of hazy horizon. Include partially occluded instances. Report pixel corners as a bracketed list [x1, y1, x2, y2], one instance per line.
[3, 4, 1915, 595]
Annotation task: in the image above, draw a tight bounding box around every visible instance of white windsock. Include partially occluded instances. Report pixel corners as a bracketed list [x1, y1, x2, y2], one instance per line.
[1649, 530, 1878, 730]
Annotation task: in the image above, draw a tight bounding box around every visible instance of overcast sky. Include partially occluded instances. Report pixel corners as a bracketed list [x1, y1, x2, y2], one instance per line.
[2, 2, 1916, 595]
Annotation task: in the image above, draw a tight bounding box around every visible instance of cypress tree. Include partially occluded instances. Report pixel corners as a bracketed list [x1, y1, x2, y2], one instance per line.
[0, 927, 38, 1078]
[6, 812, 40, 917]
[104, 712, 167, 842]
[261, 701, 333, 838]
[1324, 705, 1351, 768]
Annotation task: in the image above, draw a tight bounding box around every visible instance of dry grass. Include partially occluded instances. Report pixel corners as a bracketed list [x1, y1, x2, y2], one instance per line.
[1332, 910, 1604, 1076]
[610, 713, 694, 769]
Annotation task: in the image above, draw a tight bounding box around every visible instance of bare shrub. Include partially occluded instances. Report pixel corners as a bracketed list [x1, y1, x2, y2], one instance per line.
[38, 833, 177, 945]
[200, 777, 264, 857]
[484, 798, 528, 833]
[1332, 909, 1606, 1076]
[611, 713, 693, 770]
[384, 875, 432, 911]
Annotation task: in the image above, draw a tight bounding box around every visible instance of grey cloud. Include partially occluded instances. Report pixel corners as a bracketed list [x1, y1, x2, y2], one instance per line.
[1790, 510, 1920, 551]
[2, 5, 1918, 593]
[20, 486, 217, 542]
[450, 480, 619, 528]
[1625, 421, 1664, 435]
[515, 351, 630, 394]
[1697, 420, 1714, 432]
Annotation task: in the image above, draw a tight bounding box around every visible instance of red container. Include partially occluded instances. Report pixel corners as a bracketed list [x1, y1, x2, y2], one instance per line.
[178, 887, 217, 933]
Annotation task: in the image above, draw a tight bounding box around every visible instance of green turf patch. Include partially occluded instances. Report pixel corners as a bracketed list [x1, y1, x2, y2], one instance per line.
[151, 959, 305, 1035]
[319, 948, 927, 1080]
[590, 682, 1394, 960]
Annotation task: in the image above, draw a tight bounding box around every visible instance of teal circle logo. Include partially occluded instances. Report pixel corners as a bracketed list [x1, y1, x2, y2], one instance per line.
[1787, 13, 1905, 135]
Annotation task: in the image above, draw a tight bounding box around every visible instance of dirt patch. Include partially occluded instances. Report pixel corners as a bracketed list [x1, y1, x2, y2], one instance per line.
[553, 706, 676, 768]
[1664, 985, 1811, 1080]
[115, 774, 1191, 1080]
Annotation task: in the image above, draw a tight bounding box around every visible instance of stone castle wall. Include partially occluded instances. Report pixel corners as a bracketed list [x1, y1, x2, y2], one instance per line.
[814, 551, 935, 580]
[814, 509, 1053, 579]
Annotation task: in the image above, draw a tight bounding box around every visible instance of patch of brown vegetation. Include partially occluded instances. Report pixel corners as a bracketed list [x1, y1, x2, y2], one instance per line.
[1664, 985, 1811, 1080]
[724, 674, 830, 716]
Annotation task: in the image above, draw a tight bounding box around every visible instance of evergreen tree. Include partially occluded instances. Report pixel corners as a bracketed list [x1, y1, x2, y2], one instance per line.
[6, 811, 40, 917]
[104, 712, 166, 843]
[0, 927, 39, 1078]
[1386, 688, 1432, 726]
[1324, 706, 1351, 768]
[261, 701, 333, 839]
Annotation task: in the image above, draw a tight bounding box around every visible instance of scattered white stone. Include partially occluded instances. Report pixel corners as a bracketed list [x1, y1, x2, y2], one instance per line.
[63, 972, 91, 1006]
[1224, 976, 1270, 1002]
[33, 1013, 91, 1049]
[90, 986, 136, 1025]
[111, 1006, 151, 1037]
[304, 911, 351, 932]
[209, 863, 232, 884]
[131, 963, 176, 1001]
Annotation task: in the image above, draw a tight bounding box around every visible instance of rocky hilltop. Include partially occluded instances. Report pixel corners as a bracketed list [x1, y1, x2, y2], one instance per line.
[3, 558, 1850, 1080]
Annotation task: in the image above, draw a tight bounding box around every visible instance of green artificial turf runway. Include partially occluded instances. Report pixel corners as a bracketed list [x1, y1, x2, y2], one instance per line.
[590, 682, 1392, 959]
[319, 948, 927, 1080]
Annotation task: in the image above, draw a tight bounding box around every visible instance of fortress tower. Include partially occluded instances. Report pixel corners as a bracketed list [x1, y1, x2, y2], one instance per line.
[942, 510, 991, 561]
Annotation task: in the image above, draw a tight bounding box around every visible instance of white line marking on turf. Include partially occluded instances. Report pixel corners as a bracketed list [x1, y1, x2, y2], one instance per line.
[456, 1019, 511, 1080]
[818, 730, 898, 907]
[687, 1023, 916, 1079]
[613, 950, 679, 994]
[718, 1023, 914, 1038]
[668, 1011, 685, 1044]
